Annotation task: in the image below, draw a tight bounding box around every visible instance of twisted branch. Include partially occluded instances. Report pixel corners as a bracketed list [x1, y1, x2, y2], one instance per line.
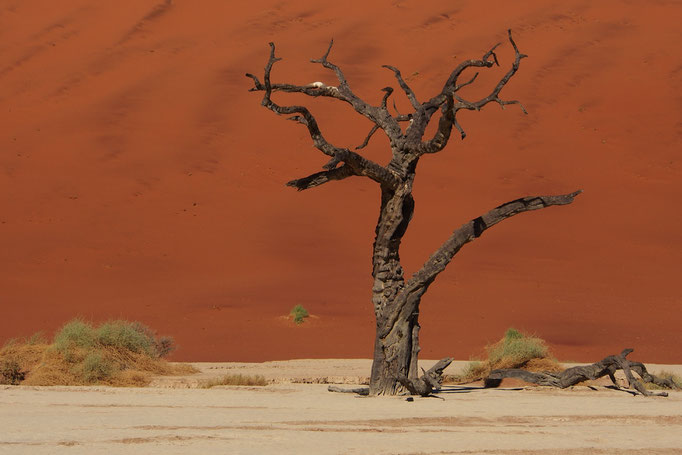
[418, 30, 527, 154]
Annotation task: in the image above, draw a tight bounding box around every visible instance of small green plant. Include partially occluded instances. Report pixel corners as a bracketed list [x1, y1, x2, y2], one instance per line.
[201, 374, 268, 388]
[79, 353, 115, 383]
[96, 321, 156, 356]
[53, 319, 96, 357]
[290, 304, 309, 324]
[486, 328, 548, 367]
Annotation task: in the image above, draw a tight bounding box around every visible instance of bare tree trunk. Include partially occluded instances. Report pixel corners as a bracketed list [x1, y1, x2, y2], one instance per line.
[369, 185, 419, 395]
[369, 314, 419, 395]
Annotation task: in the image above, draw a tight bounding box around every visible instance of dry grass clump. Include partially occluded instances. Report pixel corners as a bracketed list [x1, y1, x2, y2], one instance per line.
[201, 374, 269, 388]
[0, 319, 196, 387]
[451, 328, 562, 383]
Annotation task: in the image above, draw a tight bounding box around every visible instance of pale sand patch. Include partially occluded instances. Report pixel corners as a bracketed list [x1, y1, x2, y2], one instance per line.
[1, 360, 681, 454]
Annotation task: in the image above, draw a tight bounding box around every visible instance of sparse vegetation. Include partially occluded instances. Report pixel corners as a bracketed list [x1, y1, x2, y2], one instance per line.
[201, 374, 268, 388]
[290, 304, 309, 324]
[451, 328, 562, 383]
[53, 319, 96, 356]
[80, 352, 114, 382]
[0, 318, 193, 386]
[486, 328, 550, 368]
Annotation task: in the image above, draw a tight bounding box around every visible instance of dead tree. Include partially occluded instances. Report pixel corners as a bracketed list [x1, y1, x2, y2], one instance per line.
[485, 349, 680, 397]
[247, 30, 581, 396]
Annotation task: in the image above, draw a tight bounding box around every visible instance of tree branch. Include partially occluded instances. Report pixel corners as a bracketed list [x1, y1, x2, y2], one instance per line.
[255, 43, 342, 158]
[286, 164, 355, 191]
[407, 190, 582, 291]
[310, 40, 402, 138]
[356, 125, 380, 150]
[247, 42, 402, 190]
[417, 30, 527, 155]
[382, 65, 420, 110]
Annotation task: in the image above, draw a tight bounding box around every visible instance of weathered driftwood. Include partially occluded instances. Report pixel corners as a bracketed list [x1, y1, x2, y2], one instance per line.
[485, 349, 680, 397]
[398, 357, 453, 396]
[248, 31, 580, 395]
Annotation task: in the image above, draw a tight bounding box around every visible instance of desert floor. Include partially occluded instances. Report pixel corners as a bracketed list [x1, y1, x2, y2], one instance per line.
[2, 360, 682, 454]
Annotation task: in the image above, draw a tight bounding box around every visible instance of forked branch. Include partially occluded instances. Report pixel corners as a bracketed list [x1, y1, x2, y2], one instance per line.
[418, 30, 527, 154]
[247, 42, 401, 190]
[248, 40, 402, 139]
[382, 65, 420, 109]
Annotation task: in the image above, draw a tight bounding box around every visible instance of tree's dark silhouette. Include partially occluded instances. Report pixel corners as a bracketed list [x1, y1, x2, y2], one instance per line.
[247, 30, 581, 396]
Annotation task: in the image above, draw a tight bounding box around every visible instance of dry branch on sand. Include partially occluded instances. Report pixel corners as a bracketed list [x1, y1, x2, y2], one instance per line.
[485, 348, 682, 397]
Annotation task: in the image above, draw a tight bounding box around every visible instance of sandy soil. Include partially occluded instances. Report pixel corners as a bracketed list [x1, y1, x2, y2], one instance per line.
[2, 360, 682, 454]
[2, 1, 682, 363]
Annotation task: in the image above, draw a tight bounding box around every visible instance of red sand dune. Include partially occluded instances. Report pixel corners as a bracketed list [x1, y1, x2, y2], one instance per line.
[2, 0, 681, 363]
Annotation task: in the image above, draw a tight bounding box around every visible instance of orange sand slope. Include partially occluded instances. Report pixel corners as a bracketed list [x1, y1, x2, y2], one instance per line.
[2, 1, 681, 362]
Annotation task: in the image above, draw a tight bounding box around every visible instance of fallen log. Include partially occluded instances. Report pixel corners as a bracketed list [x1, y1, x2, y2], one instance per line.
[485, 349, 680, 397]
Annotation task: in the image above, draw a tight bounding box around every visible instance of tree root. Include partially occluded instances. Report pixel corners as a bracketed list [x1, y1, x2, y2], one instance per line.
[485, 349, 680, 397]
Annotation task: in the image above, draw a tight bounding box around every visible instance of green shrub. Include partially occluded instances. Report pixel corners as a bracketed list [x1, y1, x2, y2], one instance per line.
[79, 353, 115, 383]
[290, 305, 309, 324]
[452, 328, 558, 383]
[486, 328, 548, 367]
[1, 318, 184, 386]
[96, 321, 156, 355]
[53, 319, 96, 355]
[127, 321, 175, 357]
